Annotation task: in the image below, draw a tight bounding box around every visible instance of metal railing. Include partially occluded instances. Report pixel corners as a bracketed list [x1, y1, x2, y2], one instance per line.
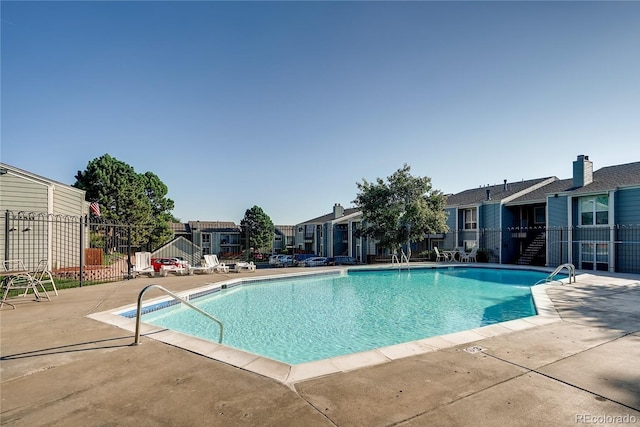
[133, 284, 224, 345]
[535, 263, 576, 285]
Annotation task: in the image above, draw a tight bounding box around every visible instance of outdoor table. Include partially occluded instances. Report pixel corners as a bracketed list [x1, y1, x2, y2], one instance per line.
[442, 250, 458, 262]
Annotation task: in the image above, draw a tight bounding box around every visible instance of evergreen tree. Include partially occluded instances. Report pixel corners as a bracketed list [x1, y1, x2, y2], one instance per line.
[74, 154, 177, 249]
[240, 206, 275, 255]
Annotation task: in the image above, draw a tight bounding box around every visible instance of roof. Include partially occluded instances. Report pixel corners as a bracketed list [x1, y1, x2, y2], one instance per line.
[445, 177, 555, 207]
[171, 221, 241, 233]
[0, 162, 85, 195]
[169, 223, 190, 234]
[570, 161, 640, 195]
[299, 207, 361, 224]
[509, 161, 640, 204]
[188, 221, 240, 232]
[506, 178, 574, 204]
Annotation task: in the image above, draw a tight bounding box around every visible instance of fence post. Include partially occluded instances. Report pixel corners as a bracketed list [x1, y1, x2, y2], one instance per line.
[4, 210, 9, 262]
[79, 215, 85, 287]
[126, 223, 132, 279]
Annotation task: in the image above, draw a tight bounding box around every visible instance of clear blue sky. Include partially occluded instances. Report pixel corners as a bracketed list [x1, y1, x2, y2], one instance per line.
[2, 1, 639, 225]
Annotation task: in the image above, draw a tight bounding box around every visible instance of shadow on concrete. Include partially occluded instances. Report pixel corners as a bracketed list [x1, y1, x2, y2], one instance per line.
[0, 336, 133, 361]
[546, 280, 640, 333]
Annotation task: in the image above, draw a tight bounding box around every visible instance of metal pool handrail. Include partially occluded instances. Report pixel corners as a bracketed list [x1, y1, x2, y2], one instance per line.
[132, 284, 224, 345]
[534, 263, 576, 285]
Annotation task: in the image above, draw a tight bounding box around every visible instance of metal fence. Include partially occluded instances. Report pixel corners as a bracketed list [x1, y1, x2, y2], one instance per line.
[3, 210, 639, 289]
[442, 225, 640, 274]
[2, 210, 154, 287]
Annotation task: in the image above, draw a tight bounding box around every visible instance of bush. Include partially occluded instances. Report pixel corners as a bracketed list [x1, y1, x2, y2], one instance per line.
[476, 249, 489, 263]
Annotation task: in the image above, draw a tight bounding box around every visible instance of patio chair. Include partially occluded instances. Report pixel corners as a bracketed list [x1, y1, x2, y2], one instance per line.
[204, 255, 230, 274]
[132, 252, 155, 278]
[1, 269, 51, 309]
[230, 261, 256, 273]
[460, 247, 478, 263]
[434, 247, 449, 262]
[32, 260, 58, 296]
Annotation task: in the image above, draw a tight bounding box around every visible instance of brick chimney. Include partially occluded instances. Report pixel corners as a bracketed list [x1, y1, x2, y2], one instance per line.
[333, 203, 344, 219]
[573, 155, 593, 188]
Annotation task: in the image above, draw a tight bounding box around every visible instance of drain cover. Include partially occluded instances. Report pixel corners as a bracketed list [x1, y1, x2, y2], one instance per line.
[464, 345, 485, 354]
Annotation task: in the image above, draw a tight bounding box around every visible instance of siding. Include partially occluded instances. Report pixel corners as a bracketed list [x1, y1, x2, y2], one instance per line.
[482, 203, 501, 229]
[546, 195, 569, 265]
[546, 195, 568, 228]
[53, 184, 86, 216]
[0, 173, 49, 212]
[614, 187, 640, 273]
[443, 207, 457, 249]
[1, 165, 86, 270]
[616, 188, 640, 224]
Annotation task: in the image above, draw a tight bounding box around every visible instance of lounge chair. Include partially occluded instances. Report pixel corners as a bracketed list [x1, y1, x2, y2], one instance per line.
[230, 261, 256, 273]
[434, 247, 449, 262]
[132, 252, 155, 278]
[204, 255, 230, 274]
[159, 261, 189, 277]
[189, 258, 213, 275]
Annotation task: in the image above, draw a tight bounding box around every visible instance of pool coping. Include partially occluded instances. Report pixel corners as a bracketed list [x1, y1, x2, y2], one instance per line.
[87, 264, 567, 387]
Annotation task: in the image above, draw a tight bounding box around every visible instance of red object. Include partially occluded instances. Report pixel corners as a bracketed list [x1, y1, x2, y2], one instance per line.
[90, 202, 101, 217]
[151, 258, 183, 272]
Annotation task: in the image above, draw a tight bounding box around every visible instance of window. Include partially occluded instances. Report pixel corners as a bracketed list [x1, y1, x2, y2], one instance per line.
[463, 240, 477, 251]
[579, 195, 609, 225]
[580, 242, 609, 271]
[202, 234, 210, 244]
[463, 208, 477, 230]
[304, 225, 314, 239]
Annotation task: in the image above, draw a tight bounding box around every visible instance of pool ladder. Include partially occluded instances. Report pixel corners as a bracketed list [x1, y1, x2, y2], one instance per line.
[535, 263, 576, 285]
[132, 284, 224, 345]
[391, 250, 410, 270]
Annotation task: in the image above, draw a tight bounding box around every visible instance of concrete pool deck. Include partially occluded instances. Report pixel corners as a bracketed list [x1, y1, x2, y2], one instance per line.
[1, 265, 639, 426]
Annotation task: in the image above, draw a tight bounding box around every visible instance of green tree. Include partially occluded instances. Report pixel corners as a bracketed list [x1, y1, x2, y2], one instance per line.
[73, 154, 177, 249]
[140, 171, 177, 248]
[353, 164, 448, 258]
[240, 206, 275, 256]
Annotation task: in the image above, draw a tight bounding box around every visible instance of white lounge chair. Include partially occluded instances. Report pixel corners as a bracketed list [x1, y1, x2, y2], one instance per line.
[204, 255, 229, 274]
[159, 261, 189, 277]
[189, 258, 213, 275]
[230, 261, 256, 273]
[132, 252, 155, 278]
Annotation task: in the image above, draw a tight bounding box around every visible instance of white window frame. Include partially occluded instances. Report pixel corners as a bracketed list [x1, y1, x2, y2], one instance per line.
[463, 208, 477, 230]
[579, 195, 609, 226]
[579, 242, 609, 271]
[463, 240, 477, 251]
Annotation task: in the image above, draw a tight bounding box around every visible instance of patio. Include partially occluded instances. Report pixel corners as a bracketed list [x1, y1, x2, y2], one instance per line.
[1, 266, 639, 426]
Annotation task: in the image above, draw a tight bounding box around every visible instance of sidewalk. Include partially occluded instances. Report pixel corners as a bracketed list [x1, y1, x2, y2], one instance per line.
[1, 268, 639, 426]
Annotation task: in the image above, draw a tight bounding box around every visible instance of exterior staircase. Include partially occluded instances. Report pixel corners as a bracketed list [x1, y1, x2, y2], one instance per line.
[516, 232, 546, 266]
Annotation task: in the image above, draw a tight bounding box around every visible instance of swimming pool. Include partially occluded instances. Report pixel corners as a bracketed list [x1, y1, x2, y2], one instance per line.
[135, 267, 550, 365]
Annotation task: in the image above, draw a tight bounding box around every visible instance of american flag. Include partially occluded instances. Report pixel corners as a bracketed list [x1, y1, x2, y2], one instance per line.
[90, 202, 101, 217]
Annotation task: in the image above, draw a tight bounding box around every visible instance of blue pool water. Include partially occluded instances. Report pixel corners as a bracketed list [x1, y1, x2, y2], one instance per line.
[140, 267, 550, 364]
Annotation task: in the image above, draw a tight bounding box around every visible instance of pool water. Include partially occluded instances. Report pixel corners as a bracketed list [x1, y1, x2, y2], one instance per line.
[141, 268, 548, 364]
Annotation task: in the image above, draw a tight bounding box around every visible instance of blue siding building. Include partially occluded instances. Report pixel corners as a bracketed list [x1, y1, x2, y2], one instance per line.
[443, 155, 640, 273]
